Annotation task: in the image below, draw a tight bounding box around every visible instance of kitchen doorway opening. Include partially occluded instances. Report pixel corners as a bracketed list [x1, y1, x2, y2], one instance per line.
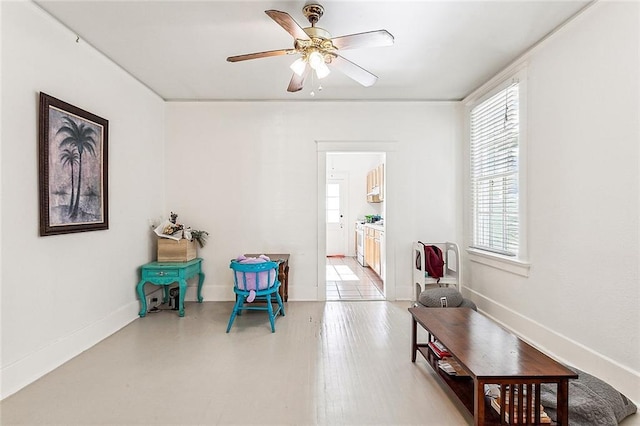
[326, 255, 384, 301]
[324, 152, 386, 301]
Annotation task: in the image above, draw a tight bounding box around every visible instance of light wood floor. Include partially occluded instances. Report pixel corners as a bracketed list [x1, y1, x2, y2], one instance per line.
[0, 301, 473, 425]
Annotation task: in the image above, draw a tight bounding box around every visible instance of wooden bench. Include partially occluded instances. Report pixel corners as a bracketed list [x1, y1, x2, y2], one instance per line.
[409, 307, 577, 425]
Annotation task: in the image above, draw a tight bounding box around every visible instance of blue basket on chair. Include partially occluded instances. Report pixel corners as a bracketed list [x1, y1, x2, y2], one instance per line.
[226, 259, 285, 333]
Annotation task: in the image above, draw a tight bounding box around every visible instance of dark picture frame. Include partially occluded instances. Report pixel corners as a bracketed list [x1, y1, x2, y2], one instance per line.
[38, 92, 109, 236]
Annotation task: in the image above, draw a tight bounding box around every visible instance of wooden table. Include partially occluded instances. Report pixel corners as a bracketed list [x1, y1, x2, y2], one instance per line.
[245, 254, 290, 302]
[137, 258, 204, 317]
[409, 307, 577, 425]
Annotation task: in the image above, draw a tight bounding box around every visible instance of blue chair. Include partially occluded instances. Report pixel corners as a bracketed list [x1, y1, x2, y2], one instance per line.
[226, 260, 285, 333]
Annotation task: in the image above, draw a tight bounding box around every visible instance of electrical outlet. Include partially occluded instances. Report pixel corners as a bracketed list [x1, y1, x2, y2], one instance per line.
[147, 296, 159, 310]
[145, 288, 163, 312]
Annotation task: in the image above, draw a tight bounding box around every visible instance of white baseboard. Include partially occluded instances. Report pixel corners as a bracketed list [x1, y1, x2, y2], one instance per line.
[187, 284, 234, 301]
[463, 286, 640, 404]
[0, 301, 139, 400]
[185, 284, 320, 302]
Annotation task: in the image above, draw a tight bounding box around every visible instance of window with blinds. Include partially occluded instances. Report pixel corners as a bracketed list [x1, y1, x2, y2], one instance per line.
[470, 82, 520, 257]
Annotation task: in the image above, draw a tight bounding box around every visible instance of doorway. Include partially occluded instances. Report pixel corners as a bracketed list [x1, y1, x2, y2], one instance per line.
[317, 140, 397, 302]
[324, 152, 385, 301]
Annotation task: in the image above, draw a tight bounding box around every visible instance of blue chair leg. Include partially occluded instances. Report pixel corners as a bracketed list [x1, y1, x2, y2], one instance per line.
[276, 292, 285, 317]
[226, 295, 245, 333]
[237, 295, 244, 316]
[265, 293, 276, 333]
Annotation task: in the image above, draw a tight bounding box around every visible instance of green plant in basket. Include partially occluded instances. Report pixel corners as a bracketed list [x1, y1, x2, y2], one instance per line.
[190, 230, 209, 248]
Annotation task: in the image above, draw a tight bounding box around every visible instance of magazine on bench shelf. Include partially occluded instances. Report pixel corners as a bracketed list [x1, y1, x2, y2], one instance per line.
[437, 357, 470, 377]
[428, 340, 451, 358]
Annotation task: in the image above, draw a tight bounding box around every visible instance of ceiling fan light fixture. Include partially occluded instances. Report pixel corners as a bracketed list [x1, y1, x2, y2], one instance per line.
[308, 51, 324, 69]
[315, 61, 330, 79]
[290, 57, 307, 76]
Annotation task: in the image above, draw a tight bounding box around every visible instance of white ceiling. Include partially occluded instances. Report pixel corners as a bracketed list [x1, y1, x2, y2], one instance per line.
[35, 0, 592, 101]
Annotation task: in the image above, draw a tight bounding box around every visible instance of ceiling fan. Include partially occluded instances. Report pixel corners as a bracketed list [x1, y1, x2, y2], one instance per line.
[226, 3, 394, 93]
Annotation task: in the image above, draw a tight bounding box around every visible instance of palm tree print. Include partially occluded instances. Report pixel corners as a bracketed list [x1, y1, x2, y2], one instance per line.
[59, 148, 79, 214]
[57, 116, 97, 218]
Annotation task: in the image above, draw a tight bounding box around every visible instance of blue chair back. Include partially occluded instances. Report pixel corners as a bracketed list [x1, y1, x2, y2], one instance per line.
[231, 260, 280, 294]
[226, 259, 285, 333]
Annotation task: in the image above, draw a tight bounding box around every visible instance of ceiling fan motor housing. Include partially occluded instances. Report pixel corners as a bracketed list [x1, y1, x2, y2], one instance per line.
[303, 4, 324, 26]
[296, 27, 335, 63]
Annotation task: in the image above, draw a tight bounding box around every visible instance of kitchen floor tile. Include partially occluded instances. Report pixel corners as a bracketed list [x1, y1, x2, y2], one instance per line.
[326, 256, 384, 301]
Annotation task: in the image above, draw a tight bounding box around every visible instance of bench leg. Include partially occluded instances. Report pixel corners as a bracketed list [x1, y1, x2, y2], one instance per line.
[474, 379, 485, 426]
[411, 318, 417, 362]
[557, 380, 569, 425]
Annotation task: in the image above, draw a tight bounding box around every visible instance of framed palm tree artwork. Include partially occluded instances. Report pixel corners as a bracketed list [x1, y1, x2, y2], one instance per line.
[38, 93, 109, 236]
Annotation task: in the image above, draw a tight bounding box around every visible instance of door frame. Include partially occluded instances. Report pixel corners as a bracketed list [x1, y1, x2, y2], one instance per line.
[316, 140, 397, 301]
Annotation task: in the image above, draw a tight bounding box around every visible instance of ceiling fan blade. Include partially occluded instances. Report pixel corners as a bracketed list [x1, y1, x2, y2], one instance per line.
[331, 30, 394, 50]
[287, 66, 310, 92]
[227, 49, 295, 62]
[330, 54, 378, 87]
[265, 10, 311, 41]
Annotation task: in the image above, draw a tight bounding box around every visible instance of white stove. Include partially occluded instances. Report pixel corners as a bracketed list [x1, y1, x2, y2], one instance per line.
[355, 222, 366, 267]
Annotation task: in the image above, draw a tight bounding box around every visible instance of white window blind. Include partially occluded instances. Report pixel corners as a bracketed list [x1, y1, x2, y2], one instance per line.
[470, 81, 520, 257]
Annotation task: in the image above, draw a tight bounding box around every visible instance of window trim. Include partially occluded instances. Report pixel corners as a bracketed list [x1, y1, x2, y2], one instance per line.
[467, 247, 531, 277]
[465, 68, 529, 274]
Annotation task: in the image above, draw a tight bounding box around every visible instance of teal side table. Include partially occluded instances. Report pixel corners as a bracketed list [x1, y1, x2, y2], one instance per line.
[137, 258, 204, 317]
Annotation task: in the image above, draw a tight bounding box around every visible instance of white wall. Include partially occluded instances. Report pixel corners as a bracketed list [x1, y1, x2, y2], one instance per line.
[165, 102, 462, 302]
[463, 2, 639, 402]
[0, 2, 165, 398]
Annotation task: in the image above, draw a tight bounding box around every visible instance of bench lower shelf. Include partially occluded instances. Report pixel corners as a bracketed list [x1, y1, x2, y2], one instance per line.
[416, 345, 510, 425]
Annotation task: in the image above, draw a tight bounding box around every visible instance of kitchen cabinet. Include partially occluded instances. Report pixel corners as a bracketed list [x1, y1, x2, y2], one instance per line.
[379, 231, 385, 279]
[364, 227, 375, 268]
[366, 164, 384, 203]
[377, 164, 384, 201]
[366, 169, 376, 202]
[364, 225, 383, 277]
[373, 231, 380, 275]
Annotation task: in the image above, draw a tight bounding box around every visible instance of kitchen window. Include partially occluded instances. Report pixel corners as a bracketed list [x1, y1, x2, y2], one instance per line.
[467, 72, 529, 276]
[326, 183, 340, 223]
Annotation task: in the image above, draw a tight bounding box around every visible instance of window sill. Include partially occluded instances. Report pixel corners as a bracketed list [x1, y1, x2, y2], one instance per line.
[467, 248, 531, 277]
